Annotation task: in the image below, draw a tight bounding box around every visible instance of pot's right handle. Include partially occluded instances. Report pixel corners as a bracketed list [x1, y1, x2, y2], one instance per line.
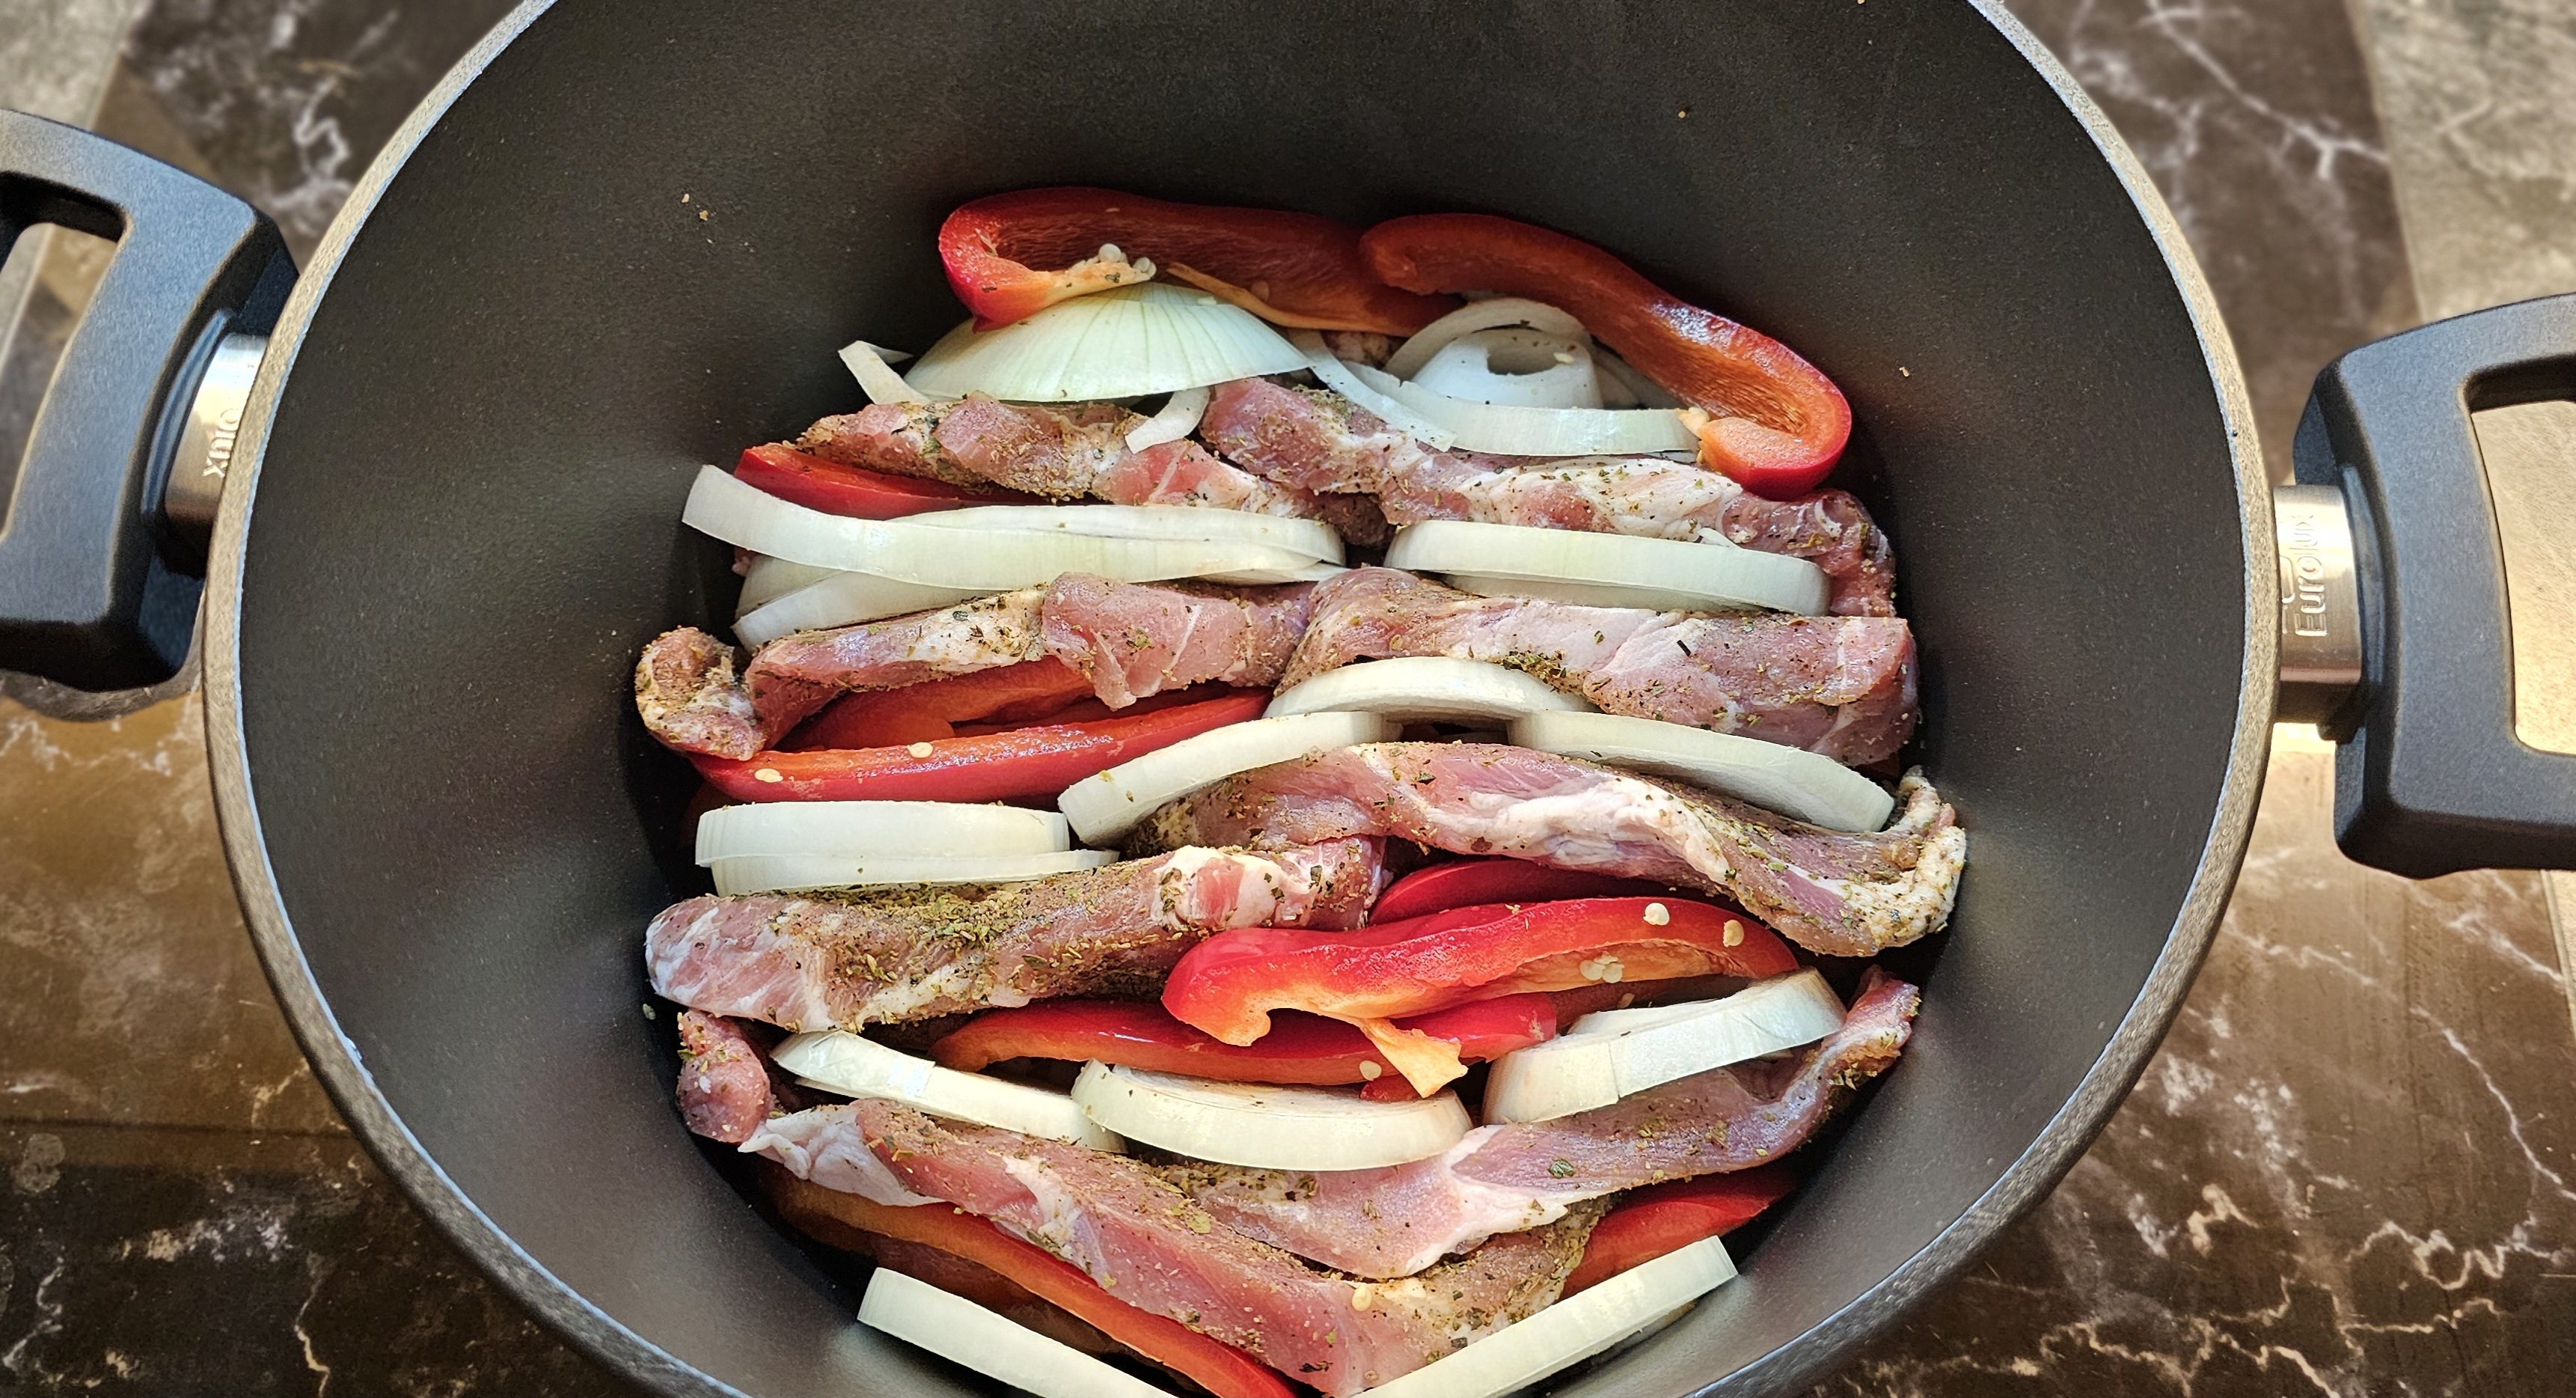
[0, 109, 290, 692]
[2285, 293, 2576, 877]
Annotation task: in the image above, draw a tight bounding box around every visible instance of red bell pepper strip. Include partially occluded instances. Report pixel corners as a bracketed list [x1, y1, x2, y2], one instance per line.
[694, 690, 1267, 804]
[771, 1173, 1295, 1398]
[940, 187, 1455, 334]
[1560, 1167, 1797, 1297]
[784, 659, 1097, 751]
[1372, 857, 1681, 924]
[733, 444, 1034, 519]
[1359, 213, 1853, 498]
[928, 995, 1556, 1093]
[1163, 897, 1799, 1093]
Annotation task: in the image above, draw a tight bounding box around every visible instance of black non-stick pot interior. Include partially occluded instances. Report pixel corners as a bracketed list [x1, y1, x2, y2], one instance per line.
[224, 2, 2253, 1392]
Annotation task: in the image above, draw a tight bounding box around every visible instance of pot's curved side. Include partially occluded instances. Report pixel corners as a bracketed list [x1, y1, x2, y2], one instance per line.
[197, 4, 739, 1397]
[1674, 5, 2277, 1396]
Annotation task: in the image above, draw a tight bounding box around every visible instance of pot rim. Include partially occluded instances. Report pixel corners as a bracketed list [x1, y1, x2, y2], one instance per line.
[197, 2, 2276, 1394]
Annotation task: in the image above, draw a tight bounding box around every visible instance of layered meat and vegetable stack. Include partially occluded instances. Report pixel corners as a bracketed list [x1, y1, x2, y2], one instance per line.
[635, 189, 1965, 1398]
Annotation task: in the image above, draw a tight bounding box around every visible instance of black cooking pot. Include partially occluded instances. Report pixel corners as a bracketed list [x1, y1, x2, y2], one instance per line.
[5, 1, 2573, 1394]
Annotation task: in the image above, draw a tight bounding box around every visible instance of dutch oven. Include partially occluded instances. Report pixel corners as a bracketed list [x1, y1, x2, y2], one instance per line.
[2, 1, 2571, 1393]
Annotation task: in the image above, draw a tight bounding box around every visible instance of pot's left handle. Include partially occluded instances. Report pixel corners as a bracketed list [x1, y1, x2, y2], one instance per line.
[0, 109, 292, 692]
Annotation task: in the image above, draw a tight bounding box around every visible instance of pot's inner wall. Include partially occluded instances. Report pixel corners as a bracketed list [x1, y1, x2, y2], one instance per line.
[235, 2, 2248, 1393]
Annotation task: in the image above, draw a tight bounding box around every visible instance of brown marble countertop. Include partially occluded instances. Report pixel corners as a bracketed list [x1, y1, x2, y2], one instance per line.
[2, 1, 2572, 1394]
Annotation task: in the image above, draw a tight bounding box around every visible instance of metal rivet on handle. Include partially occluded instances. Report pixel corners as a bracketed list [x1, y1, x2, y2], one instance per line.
[2273, 483, 2363, 727]
[162, 331, 267, 540]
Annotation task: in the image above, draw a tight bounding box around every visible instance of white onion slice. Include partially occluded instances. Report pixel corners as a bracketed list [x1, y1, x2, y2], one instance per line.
[1386, 519, 1830, 616]
[1264, 657, 1592, 725]
[1508, 711, 1896, 830]
[1123, 385, 1210, 451]
[728, 499, 1341, 644]
[1362, 367, 1699, 457]
[1481, 970, 1847, 1125]
[1290, 331, 1457, 449]
[1071, 1063, 1469, 1170]
[741, 501, 1339, 570]
[1057, 710, 1395, 843]
[1355, 1236, 1737, 1398]
[837, 339, 928, 406]
[736, 556, 836, 614]
[896, 501, 1341, 564]
[1410, 327, 1602, 409]
[695, 801, 1070, 863]
[1384, 297, 1591, 380]
[710, 849, 1117, 896]
[685, 466, 1317, 587]
[858, 1269, 1172, 1398]
[905, 283, 1308, 402]
[735, 571, 985, 647]
[772, 1031, 1124, 1150]
[735, 555, 842, 614]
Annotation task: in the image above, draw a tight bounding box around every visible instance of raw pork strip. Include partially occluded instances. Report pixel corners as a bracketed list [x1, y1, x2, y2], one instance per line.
[1202, 377, 1891, 614]
[1037, 575, 1313, 709]
[1135, 742, 1963, 957]
[639, 576, 1314, 758]
[646, 839, 1383, 1029]
[673, 1010, 777, 1144]
[1279, 567, 1914, 765]
[792, 395, 1381, 539]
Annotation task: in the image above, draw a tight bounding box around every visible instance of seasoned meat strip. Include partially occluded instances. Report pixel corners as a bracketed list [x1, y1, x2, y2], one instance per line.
[794, 399, 991, 491]
[673, 1010, 777, 1145]
[1202, 378, 1892, 614]
[635, 627, 763, 760]
[639, 588, 1042, 760]
[1281, 567, 1915, 766]
[1135, 743, 1963, 956]
[1198, 376, 1425, 495]
[638, 576, 1315, 759]
[646, 840, 1383, 1030]
[1038, 575, 1313, 709]
[738, 586, 1047, 753]
[745, 1100, 1603, 1397]
[790, 395, 1380, 539]
[1184, 968, 1918, 1278]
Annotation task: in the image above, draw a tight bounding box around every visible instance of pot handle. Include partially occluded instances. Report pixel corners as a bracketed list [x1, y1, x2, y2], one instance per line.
[0, 109, 292, 691]
[2286, 293, 2576, 877]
